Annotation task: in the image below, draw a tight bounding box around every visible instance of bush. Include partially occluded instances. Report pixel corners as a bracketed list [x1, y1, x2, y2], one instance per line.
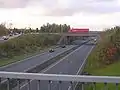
[0, 23, 8, 36]
[87, 26, 120, 67]
[0, 34, 60, 58]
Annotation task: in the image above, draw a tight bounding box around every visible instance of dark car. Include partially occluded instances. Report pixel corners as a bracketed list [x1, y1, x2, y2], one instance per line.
[49, 49, 55, 53]
[9, 34, 13, 36]
[81, 72, 91, 75]
[14, 33, 19, 35]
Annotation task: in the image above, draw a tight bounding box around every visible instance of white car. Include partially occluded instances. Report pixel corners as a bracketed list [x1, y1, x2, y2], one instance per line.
[2, 36, 9, 40]
[94, 38, 97, 42]
[49, 48, 55, 53]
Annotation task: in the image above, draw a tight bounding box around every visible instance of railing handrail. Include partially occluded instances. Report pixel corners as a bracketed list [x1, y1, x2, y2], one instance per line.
[0, 71, 120, 83]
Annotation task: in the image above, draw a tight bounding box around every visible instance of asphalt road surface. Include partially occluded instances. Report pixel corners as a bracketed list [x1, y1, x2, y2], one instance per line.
[0, 45, 76, 72]
[17, 44, 95, 90]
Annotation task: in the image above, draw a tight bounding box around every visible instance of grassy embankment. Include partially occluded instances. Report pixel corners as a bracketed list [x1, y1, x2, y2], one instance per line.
[84, 27, 120, 90]
[0, 34, 60, 67]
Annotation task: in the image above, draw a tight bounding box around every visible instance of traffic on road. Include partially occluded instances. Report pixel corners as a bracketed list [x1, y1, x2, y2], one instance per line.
[0, 29, 98, 90]
[0, 33, 22, 43]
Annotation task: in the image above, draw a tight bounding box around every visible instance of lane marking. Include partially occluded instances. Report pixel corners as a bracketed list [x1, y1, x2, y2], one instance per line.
[1, 46, 76, 83]
[0, 46, 71, 83]
[20, 45, 84, 89]
[0, 46, 60, 70]
[77, 46, 95, 74]
[66, 45, 93, 90]
[42, 45, 84, 73]
[74, 45, 95, 90]
[68, 86, 71, 90]
[19, 42, 91, 89]
[22, 45, 76, 72]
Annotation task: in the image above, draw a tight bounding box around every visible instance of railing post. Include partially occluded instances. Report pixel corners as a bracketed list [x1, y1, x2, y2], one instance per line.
[7, 78, 10, 90]
[93, 82, 96, 90]
[58, 81, 62, 90]
[116, 83, 118, 90]
[70, 81, 74, 90]
[48, 80, 52, 90]
[104, 83, 108, 90]
[27, 79, 30, 90]
[17, 79, 20, 90]
[37, 80, 41, 90]
[0, 78, 1, 89]
[82, 82, 84, 90]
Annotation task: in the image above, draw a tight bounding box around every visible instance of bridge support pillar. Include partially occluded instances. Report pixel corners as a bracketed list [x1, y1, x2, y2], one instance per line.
[66, 36, 71, 45]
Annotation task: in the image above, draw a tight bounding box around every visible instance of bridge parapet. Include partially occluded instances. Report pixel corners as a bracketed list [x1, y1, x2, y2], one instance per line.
[0, 71, 119, 90]
[57, 32, 98, 45]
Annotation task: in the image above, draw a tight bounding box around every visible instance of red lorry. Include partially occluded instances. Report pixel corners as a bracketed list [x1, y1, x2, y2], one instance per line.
[68, 28, 89, 33]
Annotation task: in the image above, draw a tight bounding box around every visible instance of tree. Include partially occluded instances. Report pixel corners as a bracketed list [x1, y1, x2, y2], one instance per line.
[0, 23, 8, 36]
[40, 23, 71, 33]
[36, 28, 39, 32]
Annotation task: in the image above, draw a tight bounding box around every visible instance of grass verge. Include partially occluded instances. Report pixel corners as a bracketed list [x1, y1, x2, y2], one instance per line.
[0, 46, 53, 67]
[83, 44, 120, 90]
[0, 34, 60, 67]
[84, 61, 120, 90]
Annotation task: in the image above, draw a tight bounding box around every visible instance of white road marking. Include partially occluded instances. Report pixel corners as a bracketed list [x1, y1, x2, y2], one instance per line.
[42, 45, 84, 73]
[74, 45, 95, 89]
[20, 45, 84, 89]
[68, 86, 71, 90]
[23, 45, 75, 72]
[0, 46, 61, 84]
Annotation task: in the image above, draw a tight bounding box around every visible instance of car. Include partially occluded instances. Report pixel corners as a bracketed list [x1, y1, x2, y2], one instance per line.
[14, 33, 19, 35]
[60, 45, 66, 48]
[81, 72, 91, 75]
[2, 36, 9, 40]
[49, 49, 54, 53]
[9, 34, 13, 36]
[94, 38, 97, 42]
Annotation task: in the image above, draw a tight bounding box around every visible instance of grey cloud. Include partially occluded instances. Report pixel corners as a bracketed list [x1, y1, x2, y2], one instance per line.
[44, 5, 120, 16]
[45, 9, 76, 16]
[43, 0, 119, 16]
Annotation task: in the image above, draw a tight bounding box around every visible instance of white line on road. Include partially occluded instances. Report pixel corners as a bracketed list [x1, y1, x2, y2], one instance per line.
[1, 45, 74, 86]
[68, 86, 71, 90]
[74, 45, 95, 89]
[0, 46, 59, 70]
[42, 45, 84, 73]
[22, 45, 75, 72]
[0, 46, 59, 84]
[77, 45, 95, 75]
[0, 52, 47, 70]
[20, 45, 84, 89]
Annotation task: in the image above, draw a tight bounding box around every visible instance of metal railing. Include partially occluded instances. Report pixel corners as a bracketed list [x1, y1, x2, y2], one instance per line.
[0, 71, 120, 90]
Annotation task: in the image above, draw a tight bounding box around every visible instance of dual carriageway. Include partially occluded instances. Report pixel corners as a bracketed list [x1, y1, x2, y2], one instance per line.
[0, 33, 98, 90]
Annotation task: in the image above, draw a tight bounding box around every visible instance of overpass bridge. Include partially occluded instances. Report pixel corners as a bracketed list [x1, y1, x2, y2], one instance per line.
[28, 32, 100, 45]
[37, 32, 99, 37]
[60, 32, 98, 37]
[57, 32, 99, 45]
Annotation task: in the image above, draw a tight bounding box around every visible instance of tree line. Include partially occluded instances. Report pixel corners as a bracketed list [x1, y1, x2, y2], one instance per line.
[0, 34, 60, 58]
[23, 23, 70, 33]
[0, 23, 71, 36]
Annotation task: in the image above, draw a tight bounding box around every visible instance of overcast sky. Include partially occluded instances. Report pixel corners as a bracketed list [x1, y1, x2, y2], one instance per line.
[0, 0, 120, 30]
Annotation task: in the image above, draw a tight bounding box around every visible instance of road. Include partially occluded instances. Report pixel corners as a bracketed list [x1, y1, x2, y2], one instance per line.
[0, 34, 21, 43]
[0, 45, 76, 72]
[17, 44, 95, 90]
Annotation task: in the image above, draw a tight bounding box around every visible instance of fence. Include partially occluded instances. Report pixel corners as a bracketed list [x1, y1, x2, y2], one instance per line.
[0, 71, 120, 90]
